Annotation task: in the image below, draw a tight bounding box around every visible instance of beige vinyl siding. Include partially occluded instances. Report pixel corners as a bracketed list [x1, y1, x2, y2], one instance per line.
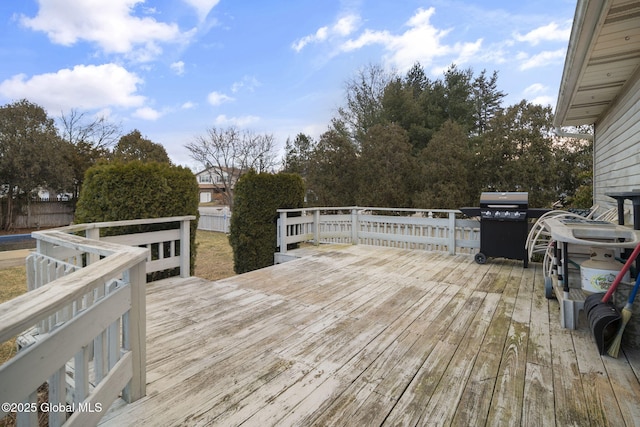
[593, 70, 640, 222]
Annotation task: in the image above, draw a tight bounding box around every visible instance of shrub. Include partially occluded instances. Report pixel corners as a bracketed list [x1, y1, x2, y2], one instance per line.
[75, 161, 200, 278]
[229, 171, 304, 274]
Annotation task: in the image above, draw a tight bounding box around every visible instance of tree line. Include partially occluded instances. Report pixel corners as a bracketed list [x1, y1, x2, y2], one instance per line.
[0, 99, 171, 230]
[1, 61, 593, 231]
[281, 63, 593, 209]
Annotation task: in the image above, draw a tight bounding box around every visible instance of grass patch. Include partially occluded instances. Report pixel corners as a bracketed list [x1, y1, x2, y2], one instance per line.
[194, 230, 235, 281]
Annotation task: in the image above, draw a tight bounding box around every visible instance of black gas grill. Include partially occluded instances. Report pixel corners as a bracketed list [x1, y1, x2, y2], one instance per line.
[460, 192, 549, 268]
[478, 192, 529, 266]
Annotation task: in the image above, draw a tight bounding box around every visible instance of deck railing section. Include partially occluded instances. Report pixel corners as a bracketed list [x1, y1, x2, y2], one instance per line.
[0, 216, 194, 427]
[276, 207, 480, 262]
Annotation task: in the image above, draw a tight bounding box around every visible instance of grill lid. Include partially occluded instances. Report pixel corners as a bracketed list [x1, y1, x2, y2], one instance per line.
[480, 192, 528, 208]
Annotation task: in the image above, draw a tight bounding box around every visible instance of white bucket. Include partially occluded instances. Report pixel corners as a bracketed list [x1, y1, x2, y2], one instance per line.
[580, 247, 629, 293]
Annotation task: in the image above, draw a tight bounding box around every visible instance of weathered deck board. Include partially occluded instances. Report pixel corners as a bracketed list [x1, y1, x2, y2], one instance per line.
[99, 244, 640, 426]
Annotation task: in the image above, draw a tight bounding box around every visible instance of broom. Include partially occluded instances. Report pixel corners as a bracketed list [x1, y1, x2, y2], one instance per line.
[607, 271, 640, 357]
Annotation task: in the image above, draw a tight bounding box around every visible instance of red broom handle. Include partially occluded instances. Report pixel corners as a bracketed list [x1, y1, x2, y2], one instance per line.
[602, 242, 640, 303]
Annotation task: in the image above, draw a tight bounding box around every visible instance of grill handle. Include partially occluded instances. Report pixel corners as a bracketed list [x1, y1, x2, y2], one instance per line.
[485, 204, 521, 209]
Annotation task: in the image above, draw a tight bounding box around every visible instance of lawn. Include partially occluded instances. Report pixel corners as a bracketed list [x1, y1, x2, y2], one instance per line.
[193, 229, 236, 281]
[0, 229, 235, 365]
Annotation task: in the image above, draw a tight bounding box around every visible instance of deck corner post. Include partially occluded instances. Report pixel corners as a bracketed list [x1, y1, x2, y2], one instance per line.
[124, 260, 147, 403]
[313, 209, 320, 245]
[86, 227, 100, 265]
[180, 219, 191, 278]
[279, 211, 288, 254]
[448, 211, 456, 255]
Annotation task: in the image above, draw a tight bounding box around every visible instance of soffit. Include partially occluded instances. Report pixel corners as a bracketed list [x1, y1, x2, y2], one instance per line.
[554, 0, 640, 127]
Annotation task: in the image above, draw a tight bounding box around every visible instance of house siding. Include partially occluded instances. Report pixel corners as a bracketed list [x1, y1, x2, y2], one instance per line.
[594, 70, 640, 222]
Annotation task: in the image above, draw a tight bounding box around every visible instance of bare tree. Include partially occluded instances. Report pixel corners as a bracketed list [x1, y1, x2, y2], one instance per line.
[59, 109, 121, 150]
[59, 109, 121, 199]
[337, 63, 395, 145]
[185, 126, 278, 208]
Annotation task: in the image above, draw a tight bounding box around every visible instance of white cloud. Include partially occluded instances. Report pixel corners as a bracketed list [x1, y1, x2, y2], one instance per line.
[20, 0, 192, 62]
[94, 108, 113, 120]
[340, 28, 393, 51]
[181, 101, 196, 109]
[339, 7, 482, 73]
[333, 15, 360, 37]
[523, 84, 554, 106]
[292, 27, 329, 52]
[292, 13, 361, 52]
[133, 106, 163, 120]
[519, 48, 566, 70]
[214, 114, 259, 127]
[0, 63, 145, 113]
[182, 0, 220, 21]
[231, 76, 261, 93]
[450, 39, 483, 67]
[514, 21, 572, 46]
[170, 61, 185, 75]
[524, 83, 548, 96]
[207, 91, 234, 106]
[530, 95, 555, 106]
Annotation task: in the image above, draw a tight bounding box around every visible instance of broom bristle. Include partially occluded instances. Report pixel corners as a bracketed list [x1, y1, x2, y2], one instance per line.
[607, 306, 633, 358]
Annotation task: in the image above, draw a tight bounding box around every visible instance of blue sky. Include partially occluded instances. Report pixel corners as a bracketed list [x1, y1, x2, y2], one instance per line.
[0, 0, 577, 167]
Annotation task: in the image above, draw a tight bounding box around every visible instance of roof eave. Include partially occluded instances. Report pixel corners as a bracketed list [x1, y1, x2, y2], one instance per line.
[553, 0, 612, 128]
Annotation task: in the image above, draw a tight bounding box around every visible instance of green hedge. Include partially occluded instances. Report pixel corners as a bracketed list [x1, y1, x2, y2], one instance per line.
[75, 161, 200, 277]
[229, 171, 304, 274]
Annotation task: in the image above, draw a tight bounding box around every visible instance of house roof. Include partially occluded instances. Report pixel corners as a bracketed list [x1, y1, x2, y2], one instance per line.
[554, 0, 640, 127]
[194, 166, 242, 177]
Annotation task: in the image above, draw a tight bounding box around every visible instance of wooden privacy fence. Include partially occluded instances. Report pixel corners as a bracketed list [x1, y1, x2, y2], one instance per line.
[0, 216, 194, 427]
[276, 207, 480, 263]
[1, 200, 75, 229]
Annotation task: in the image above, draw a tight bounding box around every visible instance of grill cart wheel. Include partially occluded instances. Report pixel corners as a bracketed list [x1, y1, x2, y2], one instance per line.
[475, 252, 487, 264]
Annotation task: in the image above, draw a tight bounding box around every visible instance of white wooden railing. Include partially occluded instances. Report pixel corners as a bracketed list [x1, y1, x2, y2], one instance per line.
[0, 216, 195, 427]
[276, 207, 480, 262]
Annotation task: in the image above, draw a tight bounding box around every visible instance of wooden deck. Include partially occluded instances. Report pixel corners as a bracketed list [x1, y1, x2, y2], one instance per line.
[100, 244, 640, 426]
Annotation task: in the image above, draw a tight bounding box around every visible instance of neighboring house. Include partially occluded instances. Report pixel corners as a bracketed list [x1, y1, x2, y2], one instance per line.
[36, 187, 73, 201]
[554, 0, 640, 222]
[195, 166, 240, 204]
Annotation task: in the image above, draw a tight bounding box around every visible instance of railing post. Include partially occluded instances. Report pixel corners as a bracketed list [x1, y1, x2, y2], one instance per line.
[279, 211, 288, 254]
[448, 211, 457, 255]
[351, 208, 359, 245]
[313, 209, 320, 246]
[123, 260, 147, 403]
[180, 219, 190, 278]
[86, 227, 100, 265]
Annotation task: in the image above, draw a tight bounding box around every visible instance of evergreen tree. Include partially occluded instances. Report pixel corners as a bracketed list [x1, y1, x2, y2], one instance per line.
[439, 65, 475, 131]
[282, 133, 315, 178]
[472, 70, 506, 135]
[0, 100, 72, 229]
[113, 129, 171, 164]
[414, 120, 473, 208]
[356, 123, 415, 208]
[306, 126, 358, 206]
[477, 101, 556, 207]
